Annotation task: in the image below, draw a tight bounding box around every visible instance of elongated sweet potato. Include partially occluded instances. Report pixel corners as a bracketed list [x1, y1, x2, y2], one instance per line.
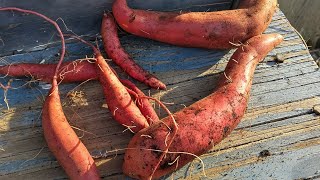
[0, 61, 97, 83]
[0, 7, 100, 179]
[101, 13, 166, 89]
[42, 82, 100, 180]
[112, 0, 277, 49]
[122, 34, 283, 179]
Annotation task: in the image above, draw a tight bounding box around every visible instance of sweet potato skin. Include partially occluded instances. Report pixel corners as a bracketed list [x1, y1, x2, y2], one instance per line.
[122, 34, 284, 179]
[112, 0, 277, 49]
[42, 84, 100, 180]
[95, 52, 149, 132]
[0, 61, 97, 83]
[120, 79, 159, 124]
[101, 13, 166, 89]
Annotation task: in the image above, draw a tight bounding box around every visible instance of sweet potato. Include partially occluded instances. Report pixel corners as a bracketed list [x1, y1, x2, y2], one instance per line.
[69, 36, 150, 132]
[42, 82, 100, 180]
[0, 61, 97, 83]
[0, 60, 159, 125]
[101, 13, 166, 89]
[0, 7, 101, 179]
[120, 79, 159, 125]
[112, 0, 277, 49]
[122, 34, 284, 179]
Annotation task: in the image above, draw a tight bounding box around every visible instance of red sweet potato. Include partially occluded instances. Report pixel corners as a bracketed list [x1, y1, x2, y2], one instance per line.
[112, 0, 277, 49]
[69, 35, 150, 132]
[0, 61, 97, 83]
[120, 79, 160, 125]
[0, 7, 100, 179]
[101, 13, 166, 89]
[95, 51, 150, 132]
[42, 82, 100, 180]
[122, 34, 283, 179]
[0, 60, 159, 125]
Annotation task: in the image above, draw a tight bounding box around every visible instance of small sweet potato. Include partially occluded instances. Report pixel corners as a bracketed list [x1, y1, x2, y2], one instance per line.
[101, 13, 166, 89]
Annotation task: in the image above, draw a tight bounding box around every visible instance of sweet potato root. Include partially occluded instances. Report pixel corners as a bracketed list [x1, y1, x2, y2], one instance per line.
[112, 0, 277, 49]
[122, 34, 283, 179]
[0, 61, 97, 83]
[0, 7, 100, 179]
[101, 13, 166, 89]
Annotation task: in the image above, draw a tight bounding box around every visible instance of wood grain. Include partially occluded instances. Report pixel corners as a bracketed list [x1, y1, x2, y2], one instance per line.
[0, 7, 319, 180]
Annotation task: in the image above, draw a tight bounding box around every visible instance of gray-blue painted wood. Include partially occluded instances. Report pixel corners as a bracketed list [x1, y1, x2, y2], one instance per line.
[0, 2, 319, 180]
[0, 0, 234, 56]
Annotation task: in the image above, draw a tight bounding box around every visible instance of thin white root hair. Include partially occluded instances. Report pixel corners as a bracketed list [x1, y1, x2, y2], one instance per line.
[0, 79, 13, 110]
[161, 101, 175, 105]
[0, 37, 4, 46]
[93, 147, 206, 177]
[231, 59, 239, 63]
[71, 125, 97, 137]
[168, 155, 180, 171]
[181, 104, 187, 108]
[19, 147, 44, 167]
[164, 131, 170, 147]
[159, 120, 172, 132]
[140, 134, 153, 139]
[140, 29, 150, 35]
[122, 124, 136, 133]
[3, 88, 10, 110]
[66, 78, 95, 98]
[229, 41, 242, 47]
[113, 107, 119, 116]
[56, 17, 79, 37]
[224, 72, 233, 83]
[97, 64, 104, 72]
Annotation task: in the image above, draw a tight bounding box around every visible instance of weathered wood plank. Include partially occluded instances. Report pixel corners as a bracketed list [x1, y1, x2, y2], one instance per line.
[0, 6, 319, 180]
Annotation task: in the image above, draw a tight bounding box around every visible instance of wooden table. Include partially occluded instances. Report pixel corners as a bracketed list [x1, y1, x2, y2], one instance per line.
[0, 1, 320, 180]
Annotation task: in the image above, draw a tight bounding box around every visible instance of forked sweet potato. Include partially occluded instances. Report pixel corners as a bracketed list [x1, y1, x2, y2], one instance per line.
[112, 0, 277, 49]
[122, 34, 283, 179]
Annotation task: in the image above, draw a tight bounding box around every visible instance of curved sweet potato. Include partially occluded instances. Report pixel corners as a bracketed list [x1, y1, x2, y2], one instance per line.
[122, 34, 283, 179]
[0, 7, 100, 180]
[101, 13, 166, 89]
[112, 0, 277, 49]
[42, 83, 100, 180]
